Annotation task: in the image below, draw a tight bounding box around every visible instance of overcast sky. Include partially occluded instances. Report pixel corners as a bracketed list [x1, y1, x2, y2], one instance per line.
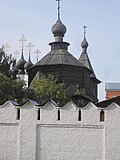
[0, 0, 120, 101]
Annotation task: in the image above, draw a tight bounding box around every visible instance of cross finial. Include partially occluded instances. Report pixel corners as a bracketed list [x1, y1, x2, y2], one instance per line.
[26, 42, 34, 54]
[56, 0, 61, 19]
[13, 50, 20, 59]
[34, 49, 41, 62]
[82, 26, 87, 38]
[3, 43, 10, 56]
[19, 34, 27, 49]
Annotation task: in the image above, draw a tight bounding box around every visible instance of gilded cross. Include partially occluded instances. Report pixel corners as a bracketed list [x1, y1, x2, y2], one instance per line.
[26, 42, 34, 54]
[19, 34, 27, 49]
[13, 50, 20, 59]
[34, 49, 41, 62]
[3, 43, 10, 56]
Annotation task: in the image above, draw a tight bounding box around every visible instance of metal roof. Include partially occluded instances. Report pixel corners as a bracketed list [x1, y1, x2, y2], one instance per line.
[105, 83, 120, 91]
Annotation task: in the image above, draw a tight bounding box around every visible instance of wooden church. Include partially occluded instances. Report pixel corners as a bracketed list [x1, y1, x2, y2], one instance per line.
[14, 1, 100, 104]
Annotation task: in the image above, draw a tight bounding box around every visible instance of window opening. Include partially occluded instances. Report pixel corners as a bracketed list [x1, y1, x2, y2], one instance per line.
[78, 109, 81, 121]
[17, 108, 20, 120]
[37, 108, 40, 120]
[100, 109, 105, 122]
[58, 109, 60, 121]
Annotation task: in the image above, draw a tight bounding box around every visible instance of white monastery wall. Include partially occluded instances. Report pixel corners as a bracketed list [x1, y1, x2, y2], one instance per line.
[0, 100, 119, 160]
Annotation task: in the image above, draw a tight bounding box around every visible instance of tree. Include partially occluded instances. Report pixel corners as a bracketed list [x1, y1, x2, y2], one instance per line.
[11, 78, 26, 103]
[0, 73, 12, 103]
[0, 73, 26, 104]
[0, 46, 13, 77]
[32, 75, 70, 106]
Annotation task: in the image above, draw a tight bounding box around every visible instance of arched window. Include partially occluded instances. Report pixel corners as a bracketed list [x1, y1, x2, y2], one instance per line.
[100, 110, 105, 122]
[78, 108, 81, 121]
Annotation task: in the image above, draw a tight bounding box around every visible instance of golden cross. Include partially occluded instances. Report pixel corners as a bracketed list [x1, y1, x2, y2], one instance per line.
[3, 43, 10, 56]
[13, 50, 20, 59]
[34, 49, 41, 62]
[26, 42, 34, 54]
[19, 34, 27, 49]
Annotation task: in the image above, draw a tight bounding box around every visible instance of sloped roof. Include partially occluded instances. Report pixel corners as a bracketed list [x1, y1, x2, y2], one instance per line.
[79, 52, 96, 77]
[34, 49, 83, 67]
[105, 83, 120, 91]
[96, 96, 120, 108]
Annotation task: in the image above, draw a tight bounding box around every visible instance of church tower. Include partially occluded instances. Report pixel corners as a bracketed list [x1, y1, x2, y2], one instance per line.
[28, 0, 100, 103]
[79, 26, 101, 102]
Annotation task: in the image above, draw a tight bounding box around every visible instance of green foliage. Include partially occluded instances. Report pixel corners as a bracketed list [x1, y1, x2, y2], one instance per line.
[73, 84, 86, 96]
[11, 78, 26, 103]
[0, 73, 12, 103]
[0, 73, 26, 104]
[0, 46, 13, 77]
[33, 75, 70, 106]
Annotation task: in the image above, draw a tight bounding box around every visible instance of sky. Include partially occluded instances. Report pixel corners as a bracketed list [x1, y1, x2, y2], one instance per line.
[0, 0, 120, 101]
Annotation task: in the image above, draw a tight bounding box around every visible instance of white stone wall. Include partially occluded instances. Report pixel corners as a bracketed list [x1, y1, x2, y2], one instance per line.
[0, 100, 119, 160]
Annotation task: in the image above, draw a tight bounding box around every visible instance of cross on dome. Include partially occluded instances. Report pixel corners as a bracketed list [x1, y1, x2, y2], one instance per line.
[13, 50, 20, 59]
[56, 0, 61, 19]
[34, 49, 41, 62]
[3, 43, 10, 56]
[19, 34, 27, 49]
[82, 26, 87, 38]
[26, 42, 34, 54]
[81, 25, 89, 51]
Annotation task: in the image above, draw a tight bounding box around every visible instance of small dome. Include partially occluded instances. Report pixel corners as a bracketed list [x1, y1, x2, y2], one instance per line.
[51, 19, 67, 36]
[16, 54, 26, 70]
[81, 38, 89, 49]
[24, 58, 33, 71]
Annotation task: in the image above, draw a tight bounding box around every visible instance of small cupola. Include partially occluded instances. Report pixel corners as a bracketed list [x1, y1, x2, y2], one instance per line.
[24, 54, 33, 71]
[51, 19, 67, 42]
[81, 26, 89, 52]
[16, 35, 27, 74]
[24, 42, 33, 71]
[51, 0, 67, 42]
[16, 49, 26, 70]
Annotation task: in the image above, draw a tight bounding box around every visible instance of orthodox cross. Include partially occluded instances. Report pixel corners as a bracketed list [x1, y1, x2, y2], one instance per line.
[34, 49, 41, 62]
[3, 43, 10, 56]
[83, 26, 87, 38]
[13, 50, 20, 59]
[26, 42, 34, 55]
[56, 0, 61, 19]
[19, 34, 27, 49]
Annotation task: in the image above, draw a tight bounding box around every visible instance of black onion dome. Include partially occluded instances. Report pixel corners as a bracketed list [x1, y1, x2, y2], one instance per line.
[24, 56, 33, 70]
[16, 53, 26, 70]
[51, 19, 67, 36]
[81, 38, 89, 49]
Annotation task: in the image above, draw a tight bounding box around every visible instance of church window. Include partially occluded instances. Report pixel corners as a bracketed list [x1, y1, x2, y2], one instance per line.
[100, 110, 105, 122]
